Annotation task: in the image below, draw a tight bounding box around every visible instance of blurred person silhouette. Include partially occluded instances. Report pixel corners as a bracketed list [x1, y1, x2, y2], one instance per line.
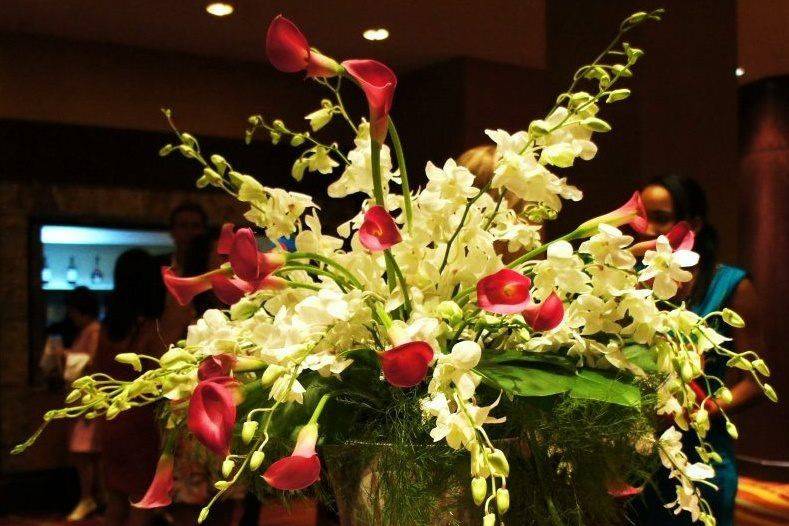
[44, 286, 103, 521]
[630, 175, 767, 526]
[162, 201, 209, 271]
[94, 249, 176, 526]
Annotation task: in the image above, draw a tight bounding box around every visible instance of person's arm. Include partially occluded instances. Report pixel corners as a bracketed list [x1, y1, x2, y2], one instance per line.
[712, 278, 765, 414]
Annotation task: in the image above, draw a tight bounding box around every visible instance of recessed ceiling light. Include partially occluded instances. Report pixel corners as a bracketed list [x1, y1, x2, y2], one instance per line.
[206, 2, 234, 17]
[735, 67, 745, 78]
[363, 28, 389, 41]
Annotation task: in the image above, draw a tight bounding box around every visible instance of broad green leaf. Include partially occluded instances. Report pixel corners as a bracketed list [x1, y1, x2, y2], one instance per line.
[477, 365, 573, 397]
[570, 370, 641, 407]
[480, 350, 576, 371]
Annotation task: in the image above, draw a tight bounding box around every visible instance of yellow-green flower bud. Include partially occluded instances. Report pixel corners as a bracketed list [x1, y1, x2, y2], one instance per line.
[752, 359, 770, 377]
[708, 451, 722, 463]
[726, 421, 738, 440]
[721, 308, 745, 328]
[160, 349, 196, 369]
[230, 297, 260, 320]
[680, 362, 694, 383]
[272, 119, 286, 131]
[290, 134, 307, 147]
[222, 459, 235, 478]
[106, 404, 120, 420]
[606, 88, 631, 103]
[581, 117, 611, 133]
[486, 449, 510, 477]
[715, 387, 733, 405]
[115, 353, 143, 372]
[483, 513, 496, 526]
[763, 383, 778, 403]
[261, 365, 286, 387]
[198, 507, 210, 524]
[250, 451, 265, 471]
[159, 144, 174, 156]
[471, 477, 487, 506]
[65, 389, 81, 404]
[214, 480, 230, 491]
[437, 300, 463, 325]
[242, 421, 259, 444]
[496, 488, 510, 515]
[727, 355, 752, 371]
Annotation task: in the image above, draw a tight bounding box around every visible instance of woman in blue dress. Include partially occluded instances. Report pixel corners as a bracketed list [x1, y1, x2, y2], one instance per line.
[632, 175, 766, 526]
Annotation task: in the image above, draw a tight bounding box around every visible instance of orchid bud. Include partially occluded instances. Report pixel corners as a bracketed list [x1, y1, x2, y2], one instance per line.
[715, 387, 733, 404]
[305, 105, 334, 132]
[471, 477, 487, 505]
[230, 297, 260, 320]
[606, 88, 631, 103]
[496, 488, 510, 515]
[752, 359, 770, 377]
[483, 513, 496, 526]
[680, 362, 694, 383]
[65, 389, 81, 404]
[708, 451, 722, 464]
[727, 355, 752, 371]
[721, 308, 745, 328]
[222, 459, 235, 478]
[261, 365, 286, 387]
[270, 131, 282, 145]
[242, 420, 259, 444]
[763, 383, 778, 403]
[726, 421, 739, 440]
[250, 450, 265, 471]
[115, 353, 143, 372]
[485, 449, 510, 477]
[272, 119, 286, 131]
[581, 117, 611, 133]
[160, 349, 196, 369]
[290, 134, 306, 146]
[159, 144, 174, 156]
[291, 158, 309, 181]
[214, 480, 230, 491]
[106, 404, 120, 420]
[198, 507, 210, 524]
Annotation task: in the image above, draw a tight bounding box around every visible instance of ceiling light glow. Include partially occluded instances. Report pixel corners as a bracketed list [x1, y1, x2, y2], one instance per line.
[206, 2, 234, 17]
[735, 67, 745, 78]
[363, 28, 389, 41]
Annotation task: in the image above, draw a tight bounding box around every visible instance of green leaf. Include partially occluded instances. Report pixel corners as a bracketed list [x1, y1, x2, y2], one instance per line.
[480, 350, 576, 372]
[622, 344, 659, 374]
[477, 364, 641, 407]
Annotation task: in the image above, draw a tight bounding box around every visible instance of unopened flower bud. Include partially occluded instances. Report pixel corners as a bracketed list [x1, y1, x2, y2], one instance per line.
[680, 362, 694, 382]
[727, 355, 752, 371]
[715, 387, 732, 404]
[272, 119, 286, 131]
[222, 459, 235, 478]
[752, 359, 770, 377]
[437, 300, 463, 325]
[290, 134, 306, 146]
[726, 421, 738, 440]
[486, 449, 510, 477]
[721, 308, 745, 328]
[708, 451, 722, 464]
[115, 353, 143, 372]
[242, 420, 258, 444]
[471, 477, 487, 506]
[106, 404, 120, 420]
[261, 365, 286, 387]
[496, 488, 510, 515]
[763, 383, 778, 403]
[483, 513, 496, 526]
[65, 389, 81, 404]
[250, 451, 265, 471]
[198, 507, 210, 524]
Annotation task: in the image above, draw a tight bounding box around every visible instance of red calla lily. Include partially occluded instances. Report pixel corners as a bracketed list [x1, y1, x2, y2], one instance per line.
[162, 267, 213, 305]
[230, 228, 262, 281]
[578, 191, 648, 235]
[132, 453, 174, 509]
[380, 341, 434, 388]
[209, 274, 287, 305]
[263, 423, 322, 490]
[266, 15, 340, 77]
[187, 377, 238, 456]
[217, 222, 235, 255]
[342, 59, 397, 143]
[630, 221, 696, 256]
[198, 354, 238, 381]
[359, 205, 402, 251]
[522, 291, 565, 332]
[607, 481, 643, 499]
[477, 269, 533, 315]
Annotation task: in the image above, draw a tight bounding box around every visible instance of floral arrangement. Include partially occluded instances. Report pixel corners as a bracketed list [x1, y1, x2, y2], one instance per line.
[16, 9, 777, 526]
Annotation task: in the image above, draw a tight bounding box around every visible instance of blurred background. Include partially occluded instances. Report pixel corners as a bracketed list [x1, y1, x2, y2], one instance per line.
[0, 1, 787, 524]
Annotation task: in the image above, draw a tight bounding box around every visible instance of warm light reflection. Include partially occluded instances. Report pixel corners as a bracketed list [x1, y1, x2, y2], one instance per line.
[206, 2, 234, 17]
[735, 67, 745, 78]
[363, 28, 389, 41]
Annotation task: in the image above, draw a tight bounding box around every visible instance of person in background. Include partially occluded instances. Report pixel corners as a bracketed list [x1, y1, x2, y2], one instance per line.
[632, 175, 766, 526]
[95, 249, 176, 526]
[55, 287, 103, 522]
[165, 201, 209, 271]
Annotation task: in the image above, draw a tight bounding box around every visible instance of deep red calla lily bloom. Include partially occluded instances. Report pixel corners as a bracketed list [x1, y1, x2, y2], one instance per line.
[187, 377, 238, 456]
[380, 341, 434, 388]
[162, 267, 213, 306]
[132, 454, 174, 509]
[266, 15, 340, 77]
[630, 221, 696, 256]
[522, 291, 565, 332]
[342, 59, 397, 143]
[359, 205, 402, 251]
[607, 481, 643, 499]
[230, 228, 262, 281]
[210, 274, 287, 305]
[198, 354, 238, 381]
[263, 423, 322, 491]
[477, 269, 533, 315]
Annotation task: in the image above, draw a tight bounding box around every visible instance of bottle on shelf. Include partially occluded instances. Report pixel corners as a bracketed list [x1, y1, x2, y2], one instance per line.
[66, 256, 78, 286]
[90, 255, 103, 285]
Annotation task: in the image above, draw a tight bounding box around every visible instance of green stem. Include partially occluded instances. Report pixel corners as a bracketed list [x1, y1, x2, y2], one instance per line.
[286, 252, 363, 288]
[439, 183, 491, 273]
[384, 250, 412, 316]
[308, 394, 331, 425]
[387, 118, 413, 231]
[371, 140, 385, 206]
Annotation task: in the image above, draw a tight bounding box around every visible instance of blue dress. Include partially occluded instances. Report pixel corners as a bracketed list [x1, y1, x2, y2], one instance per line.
[634, 264, 747, 526]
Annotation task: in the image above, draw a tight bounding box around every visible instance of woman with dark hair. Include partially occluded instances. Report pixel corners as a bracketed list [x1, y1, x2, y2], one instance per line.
[95, 249, 178, 526]
[633, 175, 766, 526]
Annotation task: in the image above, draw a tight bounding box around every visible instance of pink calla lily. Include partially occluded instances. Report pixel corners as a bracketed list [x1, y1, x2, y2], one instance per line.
[522, 291, 565, 332]
[132, 453, 174, 509]
[162, 267, 214, 306]
[380, 341, 434, 388]
[342, 59, 397, 143]
[359, 205, 402, 251]
[263, 423, 322, 491]
[477, 269, 533, 315]
[187, 377, 238, 456]
[198, 354, 238, 381]
[577, 191, 648, 235]
[266, 15, 340, 77]
[630, 221, 696, 256]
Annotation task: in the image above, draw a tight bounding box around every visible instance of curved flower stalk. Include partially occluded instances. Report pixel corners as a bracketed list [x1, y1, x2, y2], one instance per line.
[13, 9, 778, 526]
